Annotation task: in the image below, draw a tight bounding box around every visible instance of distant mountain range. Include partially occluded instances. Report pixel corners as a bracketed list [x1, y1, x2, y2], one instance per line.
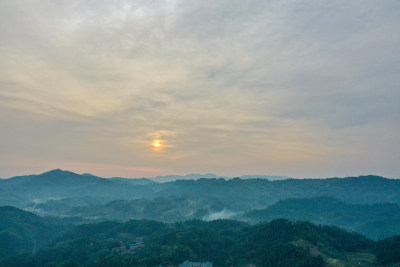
[2, 169, 400, 239]
[1, 169, 399, 208]
[147, 173, 290, 182]
[0, 169, 400, 204]
[3, 170, 290, 182]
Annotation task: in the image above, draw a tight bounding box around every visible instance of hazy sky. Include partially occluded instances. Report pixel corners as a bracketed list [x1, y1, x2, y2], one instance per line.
[0, 0, 399, 178]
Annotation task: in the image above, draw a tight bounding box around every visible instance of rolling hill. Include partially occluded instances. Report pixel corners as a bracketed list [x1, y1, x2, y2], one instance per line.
[242, 197, 400, 239]
[0, 169, 154, 203]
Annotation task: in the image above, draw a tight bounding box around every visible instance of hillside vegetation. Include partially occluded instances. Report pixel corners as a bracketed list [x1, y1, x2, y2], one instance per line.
[0, 206, 67, 259]
[1, 217, 376, 267]
[243, 197, 400, 239]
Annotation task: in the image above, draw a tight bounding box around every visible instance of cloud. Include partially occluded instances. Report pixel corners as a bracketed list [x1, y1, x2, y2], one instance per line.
[202, 209, 238, 221]
[0, 0, 399, 178]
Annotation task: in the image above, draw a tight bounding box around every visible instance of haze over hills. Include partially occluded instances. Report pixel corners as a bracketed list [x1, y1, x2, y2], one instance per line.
[1, 169, 400, 209]
[1, 169, 400, 238]
[0, 169, 399, 206]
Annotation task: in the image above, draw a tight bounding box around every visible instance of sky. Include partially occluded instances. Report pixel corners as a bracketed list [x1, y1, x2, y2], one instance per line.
[0, 0, 399, 179]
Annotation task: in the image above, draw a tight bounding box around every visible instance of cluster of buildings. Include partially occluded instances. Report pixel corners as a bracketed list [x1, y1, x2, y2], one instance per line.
[111, 237, 145, 255]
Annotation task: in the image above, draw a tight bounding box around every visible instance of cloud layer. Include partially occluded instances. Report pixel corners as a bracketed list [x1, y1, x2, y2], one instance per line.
[1, 0, 399, 178]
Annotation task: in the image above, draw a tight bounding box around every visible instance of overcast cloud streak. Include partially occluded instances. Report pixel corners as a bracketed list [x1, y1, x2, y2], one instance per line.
[0, 0, 399, 178]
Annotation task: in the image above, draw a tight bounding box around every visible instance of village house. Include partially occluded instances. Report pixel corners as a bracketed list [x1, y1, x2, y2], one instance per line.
[111, 238, 145, 254]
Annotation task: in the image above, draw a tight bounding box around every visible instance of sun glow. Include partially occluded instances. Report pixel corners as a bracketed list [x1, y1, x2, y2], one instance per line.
[153, 140, 161, 147]
[152, 140, 163, 151]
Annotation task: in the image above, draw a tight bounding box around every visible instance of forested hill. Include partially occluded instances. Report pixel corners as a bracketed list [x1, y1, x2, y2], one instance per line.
[1, 216, 376, 267]
[0, 206, 66, 259]
[242, 197, 400, 239]
[3, 206, 400, 266]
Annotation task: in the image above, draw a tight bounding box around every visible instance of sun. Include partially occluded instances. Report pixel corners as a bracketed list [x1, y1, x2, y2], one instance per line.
[152, 140, 162, 148]
[152, 139, 163, 152]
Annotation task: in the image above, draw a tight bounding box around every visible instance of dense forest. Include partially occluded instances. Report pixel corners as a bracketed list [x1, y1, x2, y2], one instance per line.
[0, 214, 381, 267]
[2, 206, 400, 266]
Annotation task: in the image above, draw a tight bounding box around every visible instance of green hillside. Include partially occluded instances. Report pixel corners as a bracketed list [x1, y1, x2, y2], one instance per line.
[242, 197, 400, 239]
[0, 206, 66, 259]
[1, 218, 377, 267]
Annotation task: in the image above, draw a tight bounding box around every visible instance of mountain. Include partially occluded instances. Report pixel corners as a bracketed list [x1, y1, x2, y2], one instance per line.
[1, 218, 376, 267]
[242, 196, 400, 239]
[0, 169, 155, 203]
